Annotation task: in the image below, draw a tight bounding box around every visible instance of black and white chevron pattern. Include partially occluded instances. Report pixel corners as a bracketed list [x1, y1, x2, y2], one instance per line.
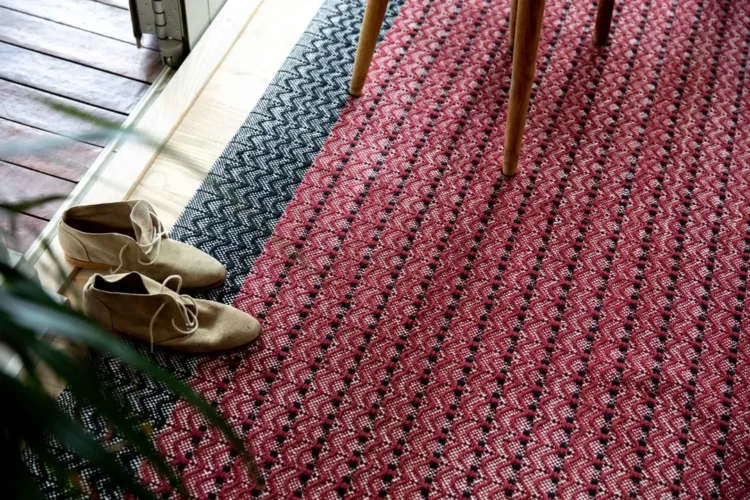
[172, 0, 404, 305]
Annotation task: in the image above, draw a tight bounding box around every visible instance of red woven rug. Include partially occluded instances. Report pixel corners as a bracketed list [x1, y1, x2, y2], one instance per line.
[137, 0, 750, 497]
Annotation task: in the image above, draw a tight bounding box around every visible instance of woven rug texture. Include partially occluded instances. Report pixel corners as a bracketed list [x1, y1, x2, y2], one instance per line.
[30, 0, 750, 497]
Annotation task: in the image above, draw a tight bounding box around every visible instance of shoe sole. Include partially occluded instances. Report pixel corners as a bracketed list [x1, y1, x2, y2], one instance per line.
[65, 255, 227, 292]
[189, 272, 227, 292]
[65, 255, 111, 271]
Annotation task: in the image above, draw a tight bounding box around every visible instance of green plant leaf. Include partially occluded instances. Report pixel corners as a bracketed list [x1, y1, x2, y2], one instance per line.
[0, 195, 68, 214]
[0, 324, 43, 391]
[0, 263, 259, 482]
[24, 439, 87, 499]
[7, 460, 46, 500]
[4, 435, 46, 500]
[0, 115, 194, 175]
[0, 98, 206, 182]
[6, 323, 186, 495]
[0, 371, 157, 499]
[44, 100, 125, 130]
[39, 340, 185, 494]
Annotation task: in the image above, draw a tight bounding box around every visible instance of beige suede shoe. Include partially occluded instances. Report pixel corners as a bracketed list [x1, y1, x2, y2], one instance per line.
[59, 200, 226, 291]
[83, 272, 261, 353]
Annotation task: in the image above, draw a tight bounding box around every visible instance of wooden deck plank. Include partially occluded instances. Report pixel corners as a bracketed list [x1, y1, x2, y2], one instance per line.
[0, 0, 159, 50]
[0, 119, 101, 182]
[0, 80, 125, 147]
[0, 160, 74, 219]
[0, 8, 162, 82]
[0, 211, 47, 253]
[0, 43, 149, 114]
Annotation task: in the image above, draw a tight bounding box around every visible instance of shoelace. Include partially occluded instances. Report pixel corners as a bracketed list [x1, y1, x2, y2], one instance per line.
[112, 207, 167, 274]
[148, 275, 199, 353]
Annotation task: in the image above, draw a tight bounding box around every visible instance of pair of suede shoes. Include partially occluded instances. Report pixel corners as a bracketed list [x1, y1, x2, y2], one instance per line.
[59, 200, 261, 353]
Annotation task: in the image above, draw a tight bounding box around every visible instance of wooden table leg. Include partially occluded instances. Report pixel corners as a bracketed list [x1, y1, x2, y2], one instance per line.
[593, 0, 615, 46]
[350, 0, 389, 96]
[509, 0, 519, 51]
[503, 0, 546, 176]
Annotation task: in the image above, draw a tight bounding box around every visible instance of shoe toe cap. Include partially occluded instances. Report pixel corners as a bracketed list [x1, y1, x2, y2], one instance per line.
[173, 244, 227, 290]
[162, 304, 261, 353]
[199, 303, 261, 352]
[225, 309, 262, 347]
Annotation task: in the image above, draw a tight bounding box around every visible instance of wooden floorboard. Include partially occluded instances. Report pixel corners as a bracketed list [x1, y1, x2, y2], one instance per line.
[0, 211, 47, 253]
[0, 0, 163, 254]
[0, 120, 102, 182]
[0, 160, 75, 219]
[0, 8, 162, 82]
[0, 43, 149, 114]
[0, 80, 125, 147]
[0, 0, 159, 50]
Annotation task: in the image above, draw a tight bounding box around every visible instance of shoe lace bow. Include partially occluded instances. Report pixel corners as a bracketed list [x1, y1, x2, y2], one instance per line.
[148, 275, 199, 352]
[113, 205, 167, 274]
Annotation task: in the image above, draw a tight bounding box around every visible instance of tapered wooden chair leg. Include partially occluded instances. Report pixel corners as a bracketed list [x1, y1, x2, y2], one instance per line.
[350, 0, 389, 96]
[503, 0, 546, 176]
[593, 0, 615, 46]
[509, 0, 519, 51]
